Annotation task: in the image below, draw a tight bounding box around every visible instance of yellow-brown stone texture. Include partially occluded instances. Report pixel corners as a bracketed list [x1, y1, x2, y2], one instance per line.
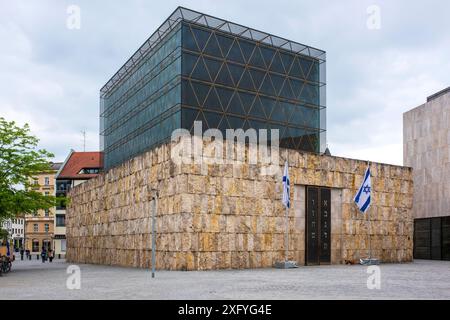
[66, 142, 413, 270]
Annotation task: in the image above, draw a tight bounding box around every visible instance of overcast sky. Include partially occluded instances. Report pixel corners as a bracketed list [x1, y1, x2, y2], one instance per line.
[1, 0, 449, 165]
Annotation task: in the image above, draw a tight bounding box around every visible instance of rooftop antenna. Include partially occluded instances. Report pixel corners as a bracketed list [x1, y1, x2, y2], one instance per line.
[81, 130, 86, 152]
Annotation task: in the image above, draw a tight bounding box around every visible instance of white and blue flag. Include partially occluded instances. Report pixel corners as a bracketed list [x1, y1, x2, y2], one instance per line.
[354, 166, 371, 213]
[282, 161, 290, 209]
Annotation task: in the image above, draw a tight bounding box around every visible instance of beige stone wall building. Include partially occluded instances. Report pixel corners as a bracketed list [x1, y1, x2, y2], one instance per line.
[404, 88, 450, 219]
[403, 87, 450, 260]
[66, 142, 413, 270]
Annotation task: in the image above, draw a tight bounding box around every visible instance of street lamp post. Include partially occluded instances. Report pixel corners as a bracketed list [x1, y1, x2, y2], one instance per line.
[151, 192, 158, 278]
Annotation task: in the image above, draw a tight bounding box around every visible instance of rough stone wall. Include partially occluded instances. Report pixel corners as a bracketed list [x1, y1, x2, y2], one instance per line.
[404, 91, 450, 219]
[67, 142, 413, 270]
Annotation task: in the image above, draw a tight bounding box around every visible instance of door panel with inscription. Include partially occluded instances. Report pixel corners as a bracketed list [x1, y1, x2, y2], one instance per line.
[306, 186, 331, 265]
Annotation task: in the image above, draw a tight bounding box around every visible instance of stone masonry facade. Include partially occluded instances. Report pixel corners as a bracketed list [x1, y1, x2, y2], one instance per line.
[66, 141, 413, 270]
[404, 90, 450, 219]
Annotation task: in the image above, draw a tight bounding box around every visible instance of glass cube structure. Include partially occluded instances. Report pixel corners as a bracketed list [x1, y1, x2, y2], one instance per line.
[100, 7, 326, 170]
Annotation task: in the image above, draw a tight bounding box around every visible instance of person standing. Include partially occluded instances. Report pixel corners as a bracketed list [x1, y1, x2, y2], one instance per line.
[48, 249, 54, 263]
[41, 247, 47, 263]
[20, 248, 24, 261]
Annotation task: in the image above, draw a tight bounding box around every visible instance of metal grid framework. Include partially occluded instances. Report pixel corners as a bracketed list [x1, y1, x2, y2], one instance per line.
[100, 7, 327, 169]
[180, 21, 325, 152]
[100, 6, 326, 99]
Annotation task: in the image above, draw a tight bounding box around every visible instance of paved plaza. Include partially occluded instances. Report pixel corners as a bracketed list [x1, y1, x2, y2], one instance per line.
[0, 259, 449, 299]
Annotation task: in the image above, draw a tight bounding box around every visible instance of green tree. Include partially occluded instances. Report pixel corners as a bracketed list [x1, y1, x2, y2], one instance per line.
[0, 117, 56, 221]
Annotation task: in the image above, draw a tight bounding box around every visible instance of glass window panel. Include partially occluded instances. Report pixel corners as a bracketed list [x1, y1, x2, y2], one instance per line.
[203, 87, 222, 112]
[300, 83, 319, 105]
[182, 52, 199, 76]
[225, 115, 245, 129]
[308, 61, 319, 82]
[191, 57, 211, 82]
[238, 91, 255, 115]
[260, 74, 275, 96]
[204, 33, 222, 57]
[302, 106, 319, 128]
[227, 63, 245, 86]
[259, 46, 275, 68]
[270, 101, 287, 123]
[182, 107, 199, 130]
[215, 64, 233, 87]
[227, 91, 245, 115]
[260, 96, 276, 119]
[238, 69, 255, 91]
[204, 57, 222, 82]
[289, 57, 303, 79]
[248, 68, 265, 91]
[191, 81, 211, 106]
[288, 104, 304, 126]
[280, 78, 295, 100]
[249, 46, 266, 69]
[269, 73, 284, 96]
[196, 112, 208, 130]
[248, 96, 266, 119]
[270, 52, 285, 74]
[191, 26, 211, 51]
[227, 40, 245, 64]
[299, 58, 313, 79]
[216, 86, 234, 111]
[289, 78, 303, 100]
[216, 33, 234, 57]
[280, 52, 294, 73]
[182, 80, 198, 106]
[182, 25, 199, 52]
[203, 111, 223, 129]
[238, 39, 255, 63]
[248, 119, 266, 131]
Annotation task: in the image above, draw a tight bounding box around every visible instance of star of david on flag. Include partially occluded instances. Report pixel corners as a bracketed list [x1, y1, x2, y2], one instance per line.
[282, 161, 290, 209]
[354, 166, 371, 213]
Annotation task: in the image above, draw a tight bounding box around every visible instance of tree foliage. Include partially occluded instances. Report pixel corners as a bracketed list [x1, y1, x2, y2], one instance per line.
[0, 117, 57, 221]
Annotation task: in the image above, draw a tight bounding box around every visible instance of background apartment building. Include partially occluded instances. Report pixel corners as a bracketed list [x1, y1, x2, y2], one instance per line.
[1, 218, 25, 251]
[25, 162, 62, 256]
[55, 150, 103, 257]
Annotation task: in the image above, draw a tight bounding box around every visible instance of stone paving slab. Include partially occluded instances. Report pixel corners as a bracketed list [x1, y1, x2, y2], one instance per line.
[0, 259, 449, 299]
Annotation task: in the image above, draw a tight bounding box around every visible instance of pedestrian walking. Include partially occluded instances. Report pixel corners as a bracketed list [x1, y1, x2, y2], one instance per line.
[48, 249, 54, 263]
[20, 248, 24, 261]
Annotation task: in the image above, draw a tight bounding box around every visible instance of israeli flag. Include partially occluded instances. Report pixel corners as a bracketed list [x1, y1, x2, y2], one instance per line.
[282, 161, 290, 209]
[354, 166, 371, 213]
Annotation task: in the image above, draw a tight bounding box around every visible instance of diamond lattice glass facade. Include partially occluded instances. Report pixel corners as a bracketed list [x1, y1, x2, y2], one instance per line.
[100, 7, 326, 170]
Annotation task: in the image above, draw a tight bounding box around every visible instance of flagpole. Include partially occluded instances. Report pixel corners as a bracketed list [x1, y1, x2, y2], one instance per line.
[367, 161, 371, 260]
[285, 205, 288, 262]
[285, 149, 289, 263]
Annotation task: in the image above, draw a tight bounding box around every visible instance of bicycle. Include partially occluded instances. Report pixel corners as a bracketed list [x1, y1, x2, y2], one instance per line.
[0, 256, 12, 274]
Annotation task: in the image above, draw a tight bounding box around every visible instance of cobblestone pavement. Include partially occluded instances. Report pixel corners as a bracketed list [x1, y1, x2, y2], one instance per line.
[1, 259, 449, 299]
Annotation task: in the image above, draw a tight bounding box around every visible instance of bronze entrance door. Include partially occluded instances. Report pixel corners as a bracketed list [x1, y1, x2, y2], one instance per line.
[306, 187, 331, 265]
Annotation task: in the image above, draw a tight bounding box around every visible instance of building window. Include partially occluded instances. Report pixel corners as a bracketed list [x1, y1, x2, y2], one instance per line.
[44, 224, 49, 233]
[45, 191, 49, 196]
[56, 214, 66, 227]
[33, 224, 38, 232]
[44, 177, 50, 185]
[43, 239, 51, 251]
[61, 239, 67, 252]
[79, 168, 100, 174]
[33, 179, 38, 185]
[44, 209, 49, 217]
[32, 240, 39, 252]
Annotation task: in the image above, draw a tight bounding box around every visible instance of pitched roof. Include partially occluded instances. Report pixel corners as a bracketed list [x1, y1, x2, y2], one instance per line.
[56, 151, 103, 179]
[50, 162, 63, 171]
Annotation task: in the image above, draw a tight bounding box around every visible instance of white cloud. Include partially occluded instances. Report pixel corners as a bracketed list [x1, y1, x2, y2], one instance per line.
[0, 0, 449, 165]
